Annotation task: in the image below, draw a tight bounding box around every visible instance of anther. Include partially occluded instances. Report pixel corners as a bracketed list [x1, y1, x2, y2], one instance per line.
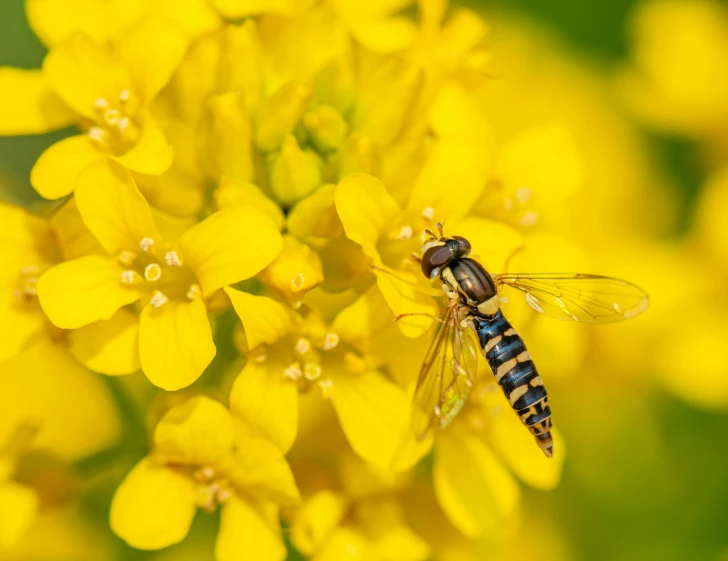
[291, 273, 305, 291]
[139, 238, 155, 253]
[165, 251, 182, 267]
[149, 290, 168, 308]
[397, 225, 413, 240]
[303, 363, 322, 381]
[283, 363, 303, 381]
[422, 207, 435, 220]
[144, 263, 162, 282]
[519, 211, 538, 227]
[295, 338, 311, 355]
[118, 116, 130, 133]
[88, 127, 107, 146]
[186, 284, 201, 300]
[118, 250, 137, 266]
[322, 333, 339, 350]
[515, 187, 532, 204]
[119, 89, 130, 103]
[104, 109, 121, 125]
[94, 98, 109, 111]
[121, 270, 142, 284]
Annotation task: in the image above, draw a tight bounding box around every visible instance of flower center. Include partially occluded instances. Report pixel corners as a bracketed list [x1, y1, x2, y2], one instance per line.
[87, 89, 141, 154]
[13, 265, 43, 304]
[192, 466, 232, 514]
[118, 238, 201, 307]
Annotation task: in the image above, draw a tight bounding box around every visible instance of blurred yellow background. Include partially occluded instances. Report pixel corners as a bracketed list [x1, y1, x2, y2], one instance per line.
[1, 1, 728, 560]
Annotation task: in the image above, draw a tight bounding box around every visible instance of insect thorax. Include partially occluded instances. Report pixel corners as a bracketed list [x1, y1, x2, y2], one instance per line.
[442, 258, 500, 316]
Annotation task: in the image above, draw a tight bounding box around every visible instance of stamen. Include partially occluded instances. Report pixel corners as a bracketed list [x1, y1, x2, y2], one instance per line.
[139, 238, 155, 253]
[118, 249, 137, 266]
[515, 187, 532, 204]
[216, 488, 232, 503]
[165, 251, 182, 267]
[88, 126, 107, 146]
[20, 265, 40, 275]
[250, 346, 268, 363]
[23, 278, 38, 296]
[316, 379, 334, 399]
[422, 207, 435, 220]
[104, 109, 121, 126]
[303, 363, 322, 381]
[118, 116, 130, 133]
[94, 98, 109, 111]
[119, 89, 131, 103]
[397, 225, 413, 240]
[186, 284, 201, 300]
[322, 333, 339, 350]
[283, 363, 303, 381]
[519, 211, 538, 227]
[149, 290, 168, 308]
[144, 263, 162, 282]
[121, 270, 142, 284]
[291, 273, 305, 291]
[295, 338, 311, 355]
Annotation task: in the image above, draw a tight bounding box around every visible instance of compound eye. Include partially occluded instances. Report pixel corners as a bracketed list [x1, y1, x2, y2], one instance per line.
[452, 236, 471, 254]
[421, 245, 454, 279]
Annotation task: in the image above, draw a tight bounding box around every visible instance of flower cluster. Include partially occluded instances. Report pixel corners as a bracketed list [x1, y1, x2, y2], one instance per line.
[0, 0, 675, 559]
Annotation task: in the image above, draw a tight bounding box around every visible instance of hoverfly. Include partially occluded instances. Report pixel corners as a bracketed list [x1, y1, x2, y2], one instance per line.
[401, 223, 649, 457]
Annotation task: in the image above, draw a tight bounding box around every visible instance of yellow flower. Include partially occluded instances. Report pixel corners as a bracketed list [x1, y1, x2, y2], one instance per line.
[36, 160, 282, 389]
[290, 453, 431, 561]
[0, 18, 188, 199]
[226, 288, 430, 470]
[111, 396, 299, 561]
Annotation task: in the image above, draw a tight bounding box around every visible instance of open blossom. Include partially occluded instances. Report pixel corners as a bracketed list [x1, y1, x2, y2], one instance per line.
[111, 396, 299, 560]
[36, 160, 282, 389]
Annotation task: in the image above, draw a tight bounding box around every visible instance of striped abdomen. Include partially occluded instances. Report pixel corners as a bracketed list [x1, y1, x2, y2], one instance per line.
[472, 311, 554, 457]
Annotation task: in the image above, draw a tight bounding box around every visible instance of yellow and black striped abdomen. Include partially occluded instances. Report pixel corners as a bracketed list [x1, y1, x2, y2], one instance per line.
[472, 311, 554, 457]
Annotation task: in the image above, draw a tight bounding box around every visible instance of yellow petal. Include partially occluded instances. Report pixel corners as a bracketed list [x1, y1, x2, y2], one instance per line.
[0, 339, 122, 461]
[259, 235, 324, 303]
[449, 216, 523, 272]
[0, 482, 39, 549]
[215, 178, 285, 231]
[433, 429, 519, 537]
[179, 205, 282, 296]
[0, 68, 74, 134]
[200, 92, 254, 182]
[368, 524, 431, 561]
[270, 134, 323, 206]
[0, 299, 46, 363]
[286, 184, 343, 247]
[26, 0, 146, 46]
[229, 425, 301, 505]
[154, 396, 234, 465]
[30, 135, 105, 200]
[334, 173, 400, 259]
[488, 415, 565, 490]
[254, 82, 313, 152]
[139, 298, 215, 390]
[116, 18, 188, 104]
[330, 369, 432, 471]
[43, 32, 131, 119]
[49, 198, 105, 260]
[313, 527, 367, 561]
[347, 16, 417, 54]
[36, 255, 139, 329]
[67, 308, 140, 375]
[216, 496, 286, 561]
[225, 288, 293, 349]
[112, 117, 173, 175]
[291, 491, 349, 555]
[75, 160, 159, 255]
[229, 360, 298, 452]
[149, 0, 222, 40]
[110, 458, 197, 550]
[375, 273, 437, 338]
[211, 0, 294, 17]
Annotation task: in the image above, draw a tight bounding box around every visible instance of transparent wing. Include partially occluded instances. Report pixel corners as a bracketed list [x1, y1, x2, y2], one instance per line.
[411, 305, 478, 439]
[494, 273, 649, 323]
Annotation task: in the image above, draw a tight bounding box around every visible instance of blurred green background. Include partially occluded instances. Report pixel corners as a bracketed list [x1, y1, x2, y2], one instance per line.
[1, 1, 725, 560]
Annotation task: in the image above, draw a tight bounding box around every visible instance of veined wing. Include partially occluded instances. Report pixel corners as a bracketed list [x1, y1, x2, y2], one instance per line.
[494, 273, 649, 323]
[411, 304, 478, 439]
